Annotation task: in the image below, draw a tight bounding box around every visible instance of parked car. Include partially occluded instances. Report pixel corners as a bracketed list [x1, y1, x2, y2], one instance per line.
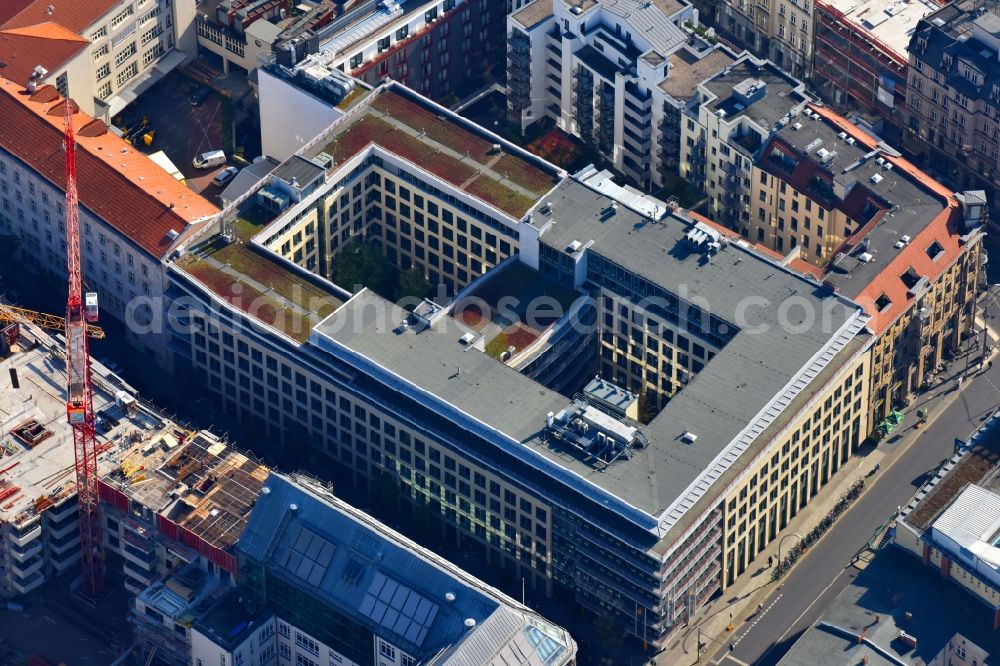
[212, 165, 240, 187]
[190, 88, 212, 106]
[193, 150, 226, 169]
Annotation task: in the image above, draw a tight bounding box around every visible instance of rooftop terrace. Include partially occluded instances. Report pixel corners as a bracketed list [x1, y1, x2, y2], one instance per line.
[658, 47, 737, 101]
[174, 207, 347, 344]
[702, 57, 809, 130]
[453, 260, 583, 361]
[311, 86, 562, 219]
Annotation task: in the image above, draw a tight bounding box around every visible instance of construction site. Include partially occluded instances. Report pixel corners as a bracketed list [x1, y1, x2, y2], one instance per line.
[0, 316, 270, 661]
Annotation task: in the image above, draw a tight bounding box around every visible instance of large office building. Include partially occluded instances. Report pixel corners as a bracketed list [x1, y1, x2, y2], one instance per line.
[904, 0, 1000, 206]
[812, 0, 938, 131]
[506, 0, 704, 190]
[158, 80, 879, 646]
[0, 0, 198, 118]
[713, 0, 813, 79]
[189, 472, 577, 666]
[740, 102, 984, 424]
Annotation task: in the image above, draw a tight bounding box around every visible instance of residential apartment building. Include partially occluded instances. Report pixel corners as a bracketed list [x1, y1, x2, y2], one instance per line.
[0, 0, 197, 117]
[743, 103, 984, 424]
[895, 411, 1000, 630]
[506, 0, 702, 190]
[904, 0, 1000, 205]
[188, 472, 577, 666]
[679, 54, 810, 230]
[155, 82, 878, 645]
[812, 0, 937, 132]
[713, 0, 813, 78]
[262, 0, 501, 100]
[0, 77, 218, 364]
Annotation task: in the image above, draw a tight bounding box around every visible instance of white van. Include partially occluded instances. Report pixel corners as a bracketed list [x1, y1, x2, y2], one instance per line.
[193, 150, 226, 169]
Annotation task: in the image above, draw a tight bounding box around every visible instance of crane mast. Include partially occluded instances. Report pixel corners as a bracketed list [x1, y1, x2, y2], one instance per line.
[63, 99, 105, 599]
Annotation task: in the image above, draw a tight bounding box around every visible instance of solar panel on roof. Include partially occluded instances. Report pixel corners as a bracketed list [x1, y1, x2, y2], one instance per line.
[359, 574, 440, 647]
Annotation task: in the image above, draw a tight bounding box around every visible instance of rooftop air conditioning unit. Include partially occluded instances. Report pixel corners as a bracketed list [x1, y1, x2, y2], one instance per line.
[845, 137, 856, 145]
[900, 234, 911, 243]
[884, 163, 893, 171]
[838, 131, 848, 140]
[681, 431, 697, 443]
[792, 122, 802, 130]
[870, 173, 884, 184]
[859, 252, 874, 263]
[876, 157, 885, 165]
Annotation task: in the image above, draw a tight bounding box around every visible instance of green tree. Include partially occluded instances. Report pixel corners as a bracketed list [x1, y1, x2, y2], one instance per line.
[396, 268, 432, 303]
[329, 238, 397, 298]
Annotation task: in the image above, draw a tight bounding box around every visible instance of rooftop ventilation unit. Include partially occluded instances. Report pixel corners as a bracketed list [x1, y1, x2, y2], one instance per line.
[870, 173, 884, 184]
[845, 137, 856, 145]
[900, 235, 911, 243]
[459, 332, 476, 345]
[859, 252, 874, 263]
[805, 138, 823, 153]
[792, 122, 802, 130]
[883, 163, 893, 171]
[838, 131, 848, 140]
[566, 240, 583, 253]
[681, 431, 697, 443]
[876, 157, 885, 165]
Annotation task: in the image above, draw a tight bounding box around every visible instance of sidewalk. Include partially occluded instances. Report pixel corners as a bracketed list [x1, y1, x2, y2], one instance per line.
[655, 322, 1000, 666]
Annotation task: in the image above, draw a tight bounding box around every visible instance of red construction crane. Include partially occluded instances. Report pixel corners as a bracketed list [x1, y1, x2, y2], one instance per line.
[62, 99, 105, 599]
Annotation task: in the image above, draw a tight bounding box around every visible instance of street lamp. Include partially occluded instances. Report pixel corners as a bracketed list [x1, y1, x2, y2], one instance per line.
[777, 532, 803, 563]
[977, 284, 1000, 369]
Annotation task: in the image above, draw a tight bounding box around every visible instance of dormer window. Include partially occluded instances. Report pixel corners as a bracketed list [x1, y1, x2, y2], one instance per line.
[875, 294, 892, 312]
[926, 240, 945, 260]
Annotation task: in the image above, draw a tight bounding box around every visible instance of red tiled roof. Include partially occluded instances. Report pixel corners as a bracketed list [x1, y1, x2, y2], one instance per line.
[0, 22, 89, 87]
[808, 103, 964, 335]
[2, 0, 120, 34]
[0, 1, 33, 27]
[0, 78, 219, 258]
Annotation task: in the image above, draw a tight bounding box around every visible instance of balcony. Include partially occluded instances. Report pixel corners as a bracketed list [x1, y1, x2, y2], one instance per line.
[8, 539, 43, 563]
[45, 516, 79, 540]
[49, 547, 81, 572]
[10, 571, 43, 595]
[8, 522, 41, 548]
[10, 554, 44, 579]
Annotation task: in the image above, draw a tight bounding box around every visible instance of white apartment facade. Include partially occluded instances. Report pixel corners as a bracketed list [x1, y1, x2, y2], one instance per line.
[87, 0, 198, 116]
[2, 0, 197, 118]
[507, 0, 715, 191]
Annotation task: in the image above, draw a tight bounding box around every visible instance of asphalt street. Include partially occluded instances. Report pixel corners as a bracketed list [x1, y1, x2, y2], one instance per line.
[710, 336, 1000, 665]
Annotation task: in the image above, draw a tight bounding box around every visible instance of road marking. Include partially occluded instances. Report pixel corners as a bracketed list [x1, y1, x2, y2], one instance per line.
[732, 594, 781, 647]
[755, 568, 853, 664]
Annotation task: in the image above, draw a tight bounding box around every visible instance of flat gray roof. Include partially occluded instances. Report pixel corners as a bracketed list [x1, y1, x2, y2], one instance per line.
[702, 57, 809, 130]
[779, 548, 1000, 665]
[311, 177, 866, 532]
[525, 178, 866, 525]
